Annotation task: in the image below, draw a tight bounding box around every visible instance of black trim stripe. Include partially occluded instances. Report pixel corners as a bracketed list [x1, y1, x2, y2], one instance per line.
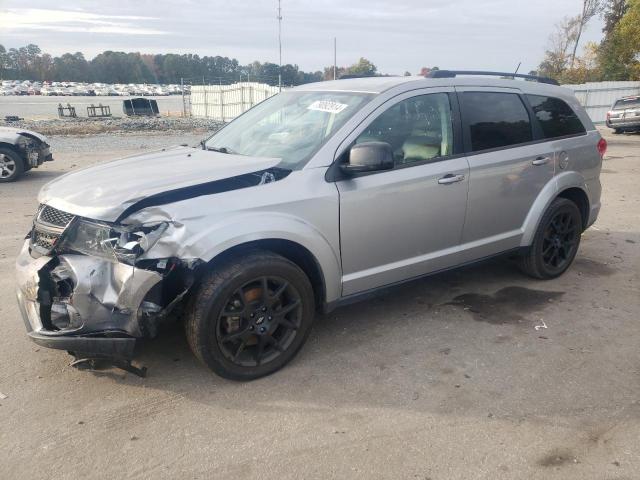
[115, 168, 291, 223]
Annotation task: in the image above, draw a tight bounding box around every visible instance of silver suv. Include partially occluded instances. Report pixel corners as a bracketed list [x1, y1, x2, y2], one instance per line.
[16, 71, 605, 379]
[606, 95, 640, 133]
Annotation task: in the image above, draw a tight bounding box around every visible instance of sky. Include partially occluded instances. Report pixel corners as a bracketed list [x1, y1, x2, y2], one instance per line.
[0, 0, 605, 75]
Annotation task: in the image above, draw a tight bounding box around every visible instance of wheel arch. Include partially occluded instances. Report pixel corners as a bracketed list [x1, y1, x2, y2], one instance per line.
[205, 239, 328, 311]
[521, 172, 591, 247]
[556, 187, 590, 230]
[0, 142, 22, 158]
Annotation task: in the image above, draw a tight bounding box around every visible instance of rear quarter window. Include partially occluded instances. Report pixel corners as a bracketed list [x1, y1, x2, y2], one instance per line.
[613, 97, 640, 109]
[461, 92, 533, 152]
[526, 94, 586, 139]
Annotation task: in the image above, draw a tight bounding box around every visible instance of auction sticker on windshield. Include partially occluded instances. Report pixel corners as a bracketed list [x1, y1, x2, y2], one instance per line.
[307, 100, 348, 114]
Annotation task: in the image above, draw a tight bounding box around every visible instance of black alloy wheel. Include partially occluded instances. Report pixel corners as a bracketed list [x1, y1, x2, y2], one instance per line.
[541, 210, 579, 271]
[518, 197, 583, 279]
[216, 276, 302, 367]
[185, 250, 315, 380]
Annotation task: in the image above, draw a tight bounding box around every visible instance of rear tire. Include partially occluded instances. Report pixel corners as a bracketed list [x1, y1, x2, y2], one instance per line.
[0, 147, 24, 183]
[185, 250, 315, 380]
[613, 129, 622, 134]
[518, 198, 582, 279]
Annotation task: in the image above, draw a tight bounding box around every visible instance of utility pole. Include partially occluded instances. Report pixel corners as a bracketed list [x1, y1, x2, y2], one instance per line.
[180, 77, 186, 117]
[333, 37, 337, 80]
[277, 0, 283, 91]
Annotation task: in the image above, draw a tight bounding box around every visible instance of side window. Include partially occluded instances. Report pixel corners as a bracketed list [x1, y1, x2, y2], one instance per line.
[462, 92, 532, 152]
[526, 94, 586, 138]
[355, 93, 454, 165]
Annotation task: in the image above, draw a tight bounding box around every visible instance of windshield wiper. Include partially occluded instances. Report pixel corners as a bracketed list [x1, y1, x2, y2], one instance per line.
[206, 146, 237, 154]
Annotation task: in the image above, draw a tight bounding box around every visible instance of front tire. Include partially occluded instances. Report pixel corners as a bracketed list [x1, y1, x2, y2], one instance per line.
[185, 250, 315, 380]
[0, 147, 24, 183]
[518, 198, 582, 279]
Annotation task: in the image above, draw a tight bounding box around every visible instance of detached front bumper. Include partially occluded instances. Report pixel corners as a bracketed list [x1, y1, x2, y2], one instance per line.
[15, 240, 162, 359]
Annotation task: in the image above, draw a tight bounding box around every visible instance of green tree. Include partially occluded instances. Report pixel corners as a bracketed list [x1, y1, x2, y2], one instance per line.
[0, 45, 9, 79]
[346, 57, 377, 76]
[569, 0, 603, 68]
[322, 65, 345, 80]
[598, 0, 640, 79]
[91, 51, 155, 83]
[53, 52, 91, 82]
[0, 43, 346, 85]
[601, 0, 629, 35]
[538, 16, 581, 79]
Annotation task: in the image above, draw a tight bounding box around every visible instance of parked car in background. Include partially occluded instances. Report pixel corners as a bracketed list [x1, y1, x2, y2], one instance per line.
[606, 95, 640, 133]
[16, 71, 604, 380]
[0, 127, 54, 182]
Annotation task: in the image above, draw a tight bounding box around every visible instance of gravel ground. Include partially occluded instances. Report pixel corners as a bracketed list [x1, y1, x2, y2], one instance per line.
[1, 117, 225, 136]
[48, 132, 208, 155]
[0, 128, 639, 480]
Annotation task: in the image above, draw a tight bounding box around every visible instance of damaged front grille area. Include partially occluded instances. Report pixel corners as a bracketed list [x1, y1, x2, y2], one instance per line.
[32, 230, 60, 251]
[37, 204, 75, 228]
[30, 204, 75, 255]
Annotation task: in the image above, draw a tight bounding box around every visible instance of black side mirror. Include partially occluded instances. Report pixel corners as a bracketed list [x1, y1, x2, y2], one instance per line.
[340, 141, 394, 175]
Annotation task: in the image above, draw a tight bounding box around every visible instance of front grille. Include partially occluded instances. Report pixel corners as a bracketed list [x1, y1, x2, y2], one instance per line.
[32, 229, 60, 251]
[30, 204, 74, 254]
[37, 205, 75, 228]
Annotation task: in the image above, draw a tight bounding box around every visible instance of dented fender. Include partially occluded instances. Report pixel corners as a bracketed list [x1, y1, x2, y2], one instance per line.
[133, 211, 343, 304]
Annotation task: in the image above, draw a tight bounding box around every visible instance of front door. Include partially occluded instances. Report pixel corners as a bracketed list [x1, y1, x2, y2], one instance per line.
[335, 90, 470, 296]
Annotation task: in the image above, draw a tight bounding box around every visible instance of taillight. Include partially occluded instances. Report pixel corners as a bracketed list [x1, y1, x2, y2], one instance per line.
[597, 137, 607, 158]
[606, 111, 611, 120]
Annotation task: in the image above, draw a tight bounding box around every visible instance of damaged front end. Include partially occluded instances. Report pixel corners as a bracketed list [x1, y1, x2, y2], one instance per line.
[16, 132, 54, 169]
[15, 204, 200, 367]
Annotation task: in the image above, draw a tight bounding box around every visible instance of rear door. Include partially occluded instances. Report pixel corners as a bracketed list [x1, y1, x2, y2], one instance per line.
[456, 88, 554, 254]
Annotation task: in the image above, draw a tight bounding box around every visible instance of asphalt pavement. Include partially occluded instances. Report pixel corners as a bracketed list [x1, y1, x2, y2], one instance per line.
[1, 128, 638, 479]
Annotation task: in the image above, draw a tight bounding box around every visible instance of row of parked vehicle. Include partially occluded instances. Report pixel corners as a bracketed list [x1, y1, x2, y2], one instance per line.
[0, 80, 189, 97]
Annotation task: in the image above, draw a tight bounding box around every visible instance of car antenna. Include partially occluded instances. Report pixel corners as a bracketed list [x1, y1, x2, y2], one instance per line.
[514, 62, 521, 74]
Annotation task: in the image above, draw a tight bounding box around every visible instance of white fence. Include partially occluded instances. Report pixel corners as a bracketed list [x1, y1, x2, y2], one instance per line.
[563, 81, 640, 124]
[190, 82, 280, 121]
[190, 80, 640, 124]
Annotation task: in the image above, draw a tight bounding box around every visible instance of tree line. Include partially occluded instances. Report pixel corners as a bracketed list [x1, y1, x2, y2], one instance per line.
[535, 0, 639, 83]
[0, 44, 384, 86]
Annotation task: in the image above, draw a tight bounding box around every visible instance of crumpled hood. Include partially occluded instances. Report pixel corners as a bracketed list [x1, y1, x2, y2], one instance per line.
[39, 146, 281, 222]
[0, 126, 49, 144]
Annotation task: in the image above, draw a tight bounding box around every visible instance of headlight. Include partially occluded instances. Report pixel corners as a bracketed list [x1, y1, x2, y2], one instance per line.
[60, 219, 168, 264]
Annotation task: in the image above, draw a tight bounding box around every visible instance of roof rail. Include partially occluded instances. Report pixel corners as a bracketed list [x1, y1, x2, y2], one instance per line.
[426, 70, 559, 86]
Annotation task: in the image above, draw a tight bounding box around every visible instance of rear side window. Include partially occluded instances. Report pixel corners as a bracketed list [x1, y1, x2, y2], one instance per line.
[462, 92, 532, 152]
[613, 97, 640, 109]
[527, 95, 586, 138]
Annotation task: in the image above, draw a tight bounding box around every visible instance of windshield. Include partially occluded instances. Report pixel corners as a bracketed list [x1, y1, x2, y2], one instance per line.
[204, 91, 373, 169]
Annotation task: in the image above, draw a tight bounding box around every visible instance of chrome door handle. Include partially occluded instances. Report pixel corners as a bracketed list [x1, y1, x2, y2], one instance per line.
[438, 173, 465, 185]
[532, 156, 551, 166]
